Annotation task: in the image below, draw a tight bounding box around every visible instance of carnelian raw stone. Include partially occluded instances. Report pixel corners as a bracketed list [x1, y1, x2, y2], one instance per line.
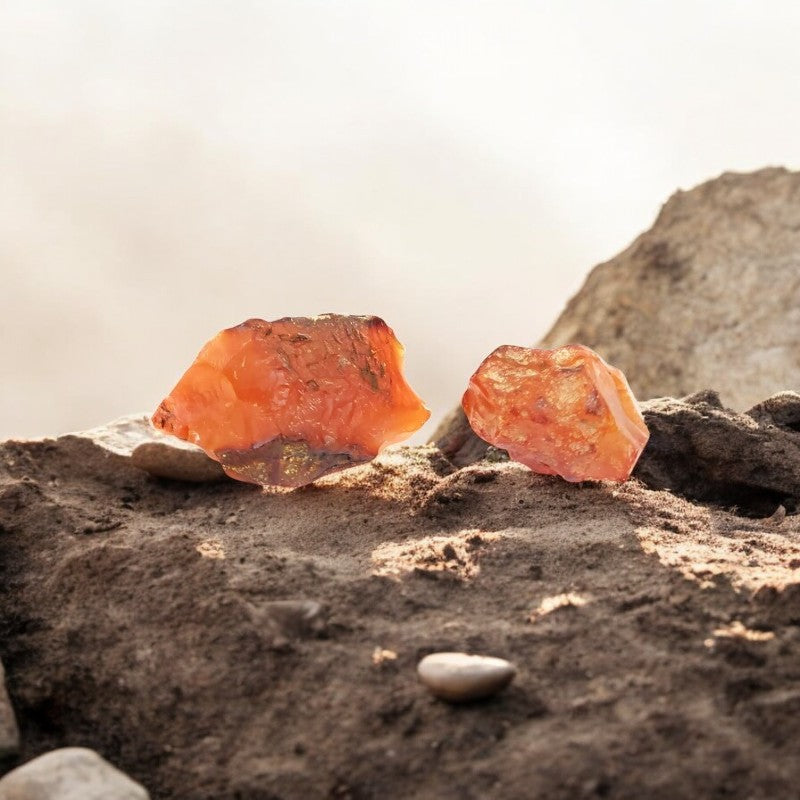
[152, 315, 430, 487]
[462, 344, 649, 482]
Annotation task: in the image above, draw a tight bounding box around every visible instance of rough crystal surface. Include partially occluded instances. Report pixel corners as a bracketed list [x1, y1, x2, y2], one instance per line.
[462, 344, 649, 482]
[153, 315, 429, 487]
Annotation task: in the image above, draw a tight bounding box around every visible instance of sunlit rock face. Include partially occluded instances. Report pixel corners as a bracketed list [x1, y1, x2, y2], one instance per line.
[462, 344, 649, 482]
[153, 315, 430, 487]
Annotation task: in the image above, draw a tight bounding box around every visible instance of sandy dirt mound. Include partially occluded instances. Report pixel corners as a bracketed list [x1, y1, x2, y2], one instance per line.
[2, 427, 800, 798]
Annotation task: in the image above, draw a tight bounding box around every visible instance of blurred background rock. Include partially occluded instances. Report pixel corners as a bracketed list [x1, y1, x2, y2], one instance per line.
[3, 1, 800, 440]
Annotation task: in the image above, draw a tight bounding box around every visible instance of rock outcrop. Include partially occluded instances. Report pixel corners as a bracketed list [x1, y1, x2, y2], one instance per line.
[542, 167, 800, 407]
[633, 390, 800, 517]
[434, 167, 800, 463]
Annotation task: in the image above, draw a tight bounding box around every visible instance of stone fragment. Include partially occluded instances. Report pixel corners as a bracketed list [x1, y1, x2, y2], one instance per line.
[152, 315, 430, 487]
[634, 391, 800, 516]
[0, 660, 19, 761]
[417, 652, 516, 702]
[260, 600, 326, 638]
[130, 441, 226, 483]
[70, 414, 163, 457]
[0, 748, 149, 800]
[462, 344, 649, 482]
[243, 599, 326, 651]
[70, 414, 225, 482]
[746, 391, 800, 430]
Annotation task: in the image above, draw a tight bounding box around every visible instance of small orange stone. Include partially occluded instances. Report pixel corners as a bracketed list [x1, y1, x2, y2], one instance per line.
[153, 315, 430, 487]
[462, 344, 649, 482]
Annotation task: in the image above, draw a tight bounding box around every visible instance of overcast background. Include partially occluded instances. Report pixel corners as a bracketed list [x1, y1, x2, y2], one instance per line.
[3, 1, 800, 441]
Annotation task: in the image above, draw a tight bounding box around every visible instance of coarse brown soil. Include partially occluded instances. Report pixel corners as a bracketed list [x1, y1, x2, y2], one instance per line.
[2, 429, 800, 799]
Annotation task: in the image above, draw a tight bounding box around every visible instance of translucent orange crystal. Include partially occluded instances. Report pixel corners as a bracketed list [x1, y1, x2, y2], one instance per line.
[462, 344, 649, 482]
[153, 315, 430, 487]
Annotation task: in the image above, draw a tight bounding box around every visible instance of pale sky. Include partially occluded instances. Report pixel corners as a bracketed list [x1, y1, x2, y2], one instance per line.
[3, 1, 800, 440]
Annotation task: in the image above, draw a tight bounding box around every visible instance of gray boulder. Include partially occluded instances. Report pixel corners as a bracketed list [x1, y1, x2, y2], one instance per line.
[0, 748, 148, 800]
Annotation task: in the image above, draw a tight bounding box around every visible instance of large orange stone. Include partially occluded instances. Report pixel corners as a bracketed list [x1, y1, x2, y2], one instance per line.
[462, 344, 649, 482]
[153, 315, 430, 487]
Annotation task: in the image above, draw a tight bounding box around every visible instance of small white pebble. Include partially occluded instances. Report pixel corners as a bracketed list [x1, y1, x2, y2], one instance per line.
[417, 652, 516, 702]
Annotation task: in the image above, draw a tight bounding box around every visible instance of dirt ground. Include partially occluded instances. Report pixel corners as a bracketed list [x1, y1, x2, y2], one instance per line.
[2, 432, 800, 799]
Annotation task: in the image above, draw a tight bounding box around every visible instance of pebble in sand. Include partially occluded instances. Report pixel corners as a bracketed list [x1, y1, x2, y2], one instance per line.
[417, 652, 516, 702]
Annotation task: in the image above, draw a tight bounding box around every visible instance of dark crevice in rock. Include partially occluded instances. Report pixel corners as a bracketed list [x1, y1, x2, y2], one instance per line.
[686, 481, 791, 519]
